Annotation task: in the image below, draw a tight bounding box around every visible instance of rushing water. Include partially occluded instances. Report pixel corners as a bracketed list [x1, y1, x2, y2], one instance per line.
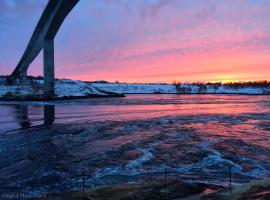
[0, 94, 270, 195]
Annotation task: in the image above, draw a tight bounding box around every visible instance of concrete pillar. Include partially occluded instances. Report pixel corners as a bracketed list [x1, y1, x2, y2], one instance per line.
[16, 105, 31, 128]
[20, 71, 28, 85]
[12, 78, 19, 85]
[44, 105, 55, 125]
[43, 38, 55, 97]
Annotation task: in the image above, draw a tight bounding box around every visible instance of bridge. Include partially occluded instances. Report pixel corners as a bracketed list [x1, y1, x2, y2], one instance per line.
[10, 0, 80, 97]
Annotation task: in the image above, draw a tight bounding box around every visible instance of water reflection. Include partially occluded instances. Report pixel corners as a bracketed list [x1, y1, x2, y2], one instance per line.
[1, 94, 270, 133]
[44, 105, 55, 125]
[7, 104, 55, 130]
[14, 105, 31, 129]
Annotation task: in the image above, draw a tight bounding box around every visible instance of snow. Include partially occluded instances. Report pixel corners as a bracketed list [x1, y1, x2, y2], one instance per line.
[55, 80, 105, 97]
[0, 79, 270, 99]
[92, 83, 270, 95]
[0, 80, 108, 98]
[92, 83, 176, 94]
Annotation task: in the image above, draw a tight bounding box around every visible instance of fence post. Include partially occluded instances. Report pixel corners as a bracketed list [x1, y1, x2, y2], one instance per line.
[164, 168, 167, 199]
[229, 166, 232, 193]
[82, 172, 85, 199]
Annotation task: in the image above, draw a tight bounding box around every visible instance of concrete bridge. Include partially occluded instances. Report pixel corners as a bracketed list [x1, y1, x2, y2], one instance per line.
[10, 0, 80, 97]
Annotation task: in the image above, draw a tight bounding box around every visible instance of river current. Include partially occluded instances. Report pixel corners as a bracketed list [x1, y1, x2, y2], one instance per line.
[0, 94, 270, 195]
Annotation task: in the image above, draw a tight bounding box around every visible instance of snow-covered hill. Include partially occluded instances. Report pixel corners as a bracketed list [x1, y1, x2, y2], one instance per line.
[0, 80, 121, 100]
[92, 83, 176, 94]
[0, 80, 270, 100]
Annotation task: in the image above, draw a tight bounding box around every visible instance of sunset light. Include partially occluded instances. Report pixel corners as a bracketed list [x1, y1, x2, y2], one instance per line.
[1, 0, 270, 83]
[1, 1, 270, 199]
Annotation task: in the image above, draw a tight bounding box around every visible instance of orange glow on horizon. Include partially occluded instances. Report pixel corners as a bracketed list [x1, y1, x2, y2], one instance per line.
[18, 1, 270, 84]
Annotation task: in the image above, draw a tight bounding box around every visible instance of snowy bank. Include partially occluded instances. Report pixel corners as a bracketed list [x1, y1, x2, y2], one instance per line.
[0, 80, 124, 100]
[0, 79, 270, 100]
[92, 82, 270, 95]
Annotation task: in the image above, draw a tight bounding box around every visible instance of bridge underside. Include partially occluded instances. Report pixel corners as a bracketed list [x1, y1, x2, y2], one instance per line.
[10, 0, 79, 97]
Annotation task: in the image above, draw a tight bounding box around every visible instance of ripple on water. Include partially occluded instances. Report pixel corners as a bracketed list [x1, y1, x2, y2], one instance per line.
[1, 95, 270, 195]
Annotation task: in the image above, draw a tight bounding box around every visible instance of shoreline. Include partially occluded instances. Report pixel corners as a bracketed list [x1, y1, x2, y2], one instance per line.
[31, 177, 270, 200]
[0, 93, 125, 101]
[1, 80, 270, 101]
[119, 92, 270, 95]
[33, 181, 223, 200]
[0, 93, 269, 102]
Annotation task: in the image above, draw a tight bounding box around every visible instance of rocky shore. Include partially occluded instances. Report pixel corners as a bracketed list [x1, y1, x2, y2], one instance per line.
[41, 177, 270, 200]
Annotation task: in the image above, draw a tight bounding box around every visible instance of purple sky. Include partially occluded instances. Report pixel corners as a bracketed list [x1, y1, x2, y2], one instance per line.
[1, 0, 270, 83]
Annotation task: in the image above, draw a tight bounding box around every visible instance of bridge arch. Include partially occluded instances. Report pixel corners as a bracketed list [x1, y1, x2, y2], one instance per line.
[10, 0, 80, 97]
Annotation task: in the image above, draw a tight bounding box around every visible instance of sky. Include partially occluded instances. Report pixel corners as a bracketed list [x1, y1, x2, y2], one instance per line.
[0, 0, 270, 83]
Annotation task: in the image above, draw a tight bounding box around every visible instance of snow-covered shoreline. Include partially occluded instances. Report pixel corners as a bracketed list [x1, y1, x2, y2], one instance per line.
[0, 80, 124, 100]
[0, 79, 270, 100]
[93, 82, 270, 95]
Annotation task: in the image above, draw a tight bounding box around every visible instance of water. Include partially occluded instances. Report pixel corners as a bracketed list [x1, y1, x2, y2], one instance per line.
[0, 94, 270, 195]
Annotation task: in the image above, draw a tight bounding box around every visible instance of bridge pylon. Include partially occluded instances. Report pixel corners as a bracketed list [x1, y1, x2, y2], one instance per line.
[20, 71, 28, 85]
[9, 0, 80, 98]
[43, 38, 55, 97]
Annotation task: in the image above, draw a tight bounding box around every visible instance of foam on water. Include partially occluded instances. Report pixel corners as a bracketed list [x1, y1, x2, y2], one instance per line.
[93, 148, 154, 179]
[127, 149, 153, 169]
[156, 140, 269, 182]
